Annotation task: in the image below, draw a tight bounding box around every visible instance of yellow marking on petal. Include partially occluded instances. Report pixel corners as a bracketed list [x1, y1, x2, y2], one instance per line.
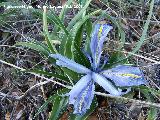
[119, 73, 141, 78]
[78, 85, 89, 112]
[78, 82, 92, 112]
[96, 25, 104, 63]
[98, 25, 103, 39]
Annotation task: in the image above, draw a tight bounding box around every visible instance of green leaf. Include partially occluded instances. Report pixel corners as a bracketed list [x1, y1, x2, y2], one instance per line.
[73, 23, 91, 68]
[49, 88, 69, 120]
[138, 86, 158, 120]
[71, 9, 101, 38]
[59, 0, 73, 21]
[78, 0, 88, 6]
[28, 62, 79, 84]
[34, 94, 55, 119]
[28, 69, 69, 82]
[39, 9, 73, 58]
[62, 68, 79, 84]
[74, 25, 83, 47]
[130, 0, 154, 53]
[84, 19, 92, 53]
[49, 96, 68, 120]
[60, 34, 73, 58]
[33, 9, 71, 39]
[67, 0, 92, 30]
[34, 41, 50, 52]
[104, 51, 128, 69]
[147, 107, 158, 120]
[43, 6, 57, 54]
[15, 42, 49, 57]
[73, 43, 91, 68]
[33, 8, 75, 58]
[136, 86, 160, 99]
[34, 88, 69, 119]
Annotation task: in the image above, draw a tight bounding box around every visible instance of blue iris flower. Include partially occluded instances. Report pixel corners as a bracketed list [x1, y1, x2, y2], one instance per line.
[50, 24, 147, 115]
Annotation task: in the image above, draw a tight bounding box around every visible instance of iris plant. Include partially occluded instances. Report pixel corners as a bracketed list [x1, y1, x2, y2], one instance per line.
[50, 24, 147, 115]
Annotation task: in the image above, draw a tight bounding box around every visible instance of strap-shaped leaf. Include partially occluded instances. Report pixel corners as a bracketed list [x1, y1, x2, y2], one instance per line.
[33, 8, 74, 58]
[139, 86, 158, 120]
[103, 51, 129, 69]
[129, 0, 154, 55]
[67, 0, 92, 30]
[34, 88, 69, 119]
[32, 8, 72, 41]
[43, 9, 73, 58]
[43, 6, 57, 54]
[60, 34, 73, 58]
[33, 95, 55, 119]
[15, 42, 49, 57]
[147, 107, 158, 120]
[49, 96, 68, 120]
[78, 0, 88, 7]
[28, 69, 69, 82]
[59, 0, 73, 21]
[71, 10, 101, 39]
[34, 41, 50, 53]
[73, 43, 91, 68]
[84, 19, 92, 53]
[73, 23, 91, 68]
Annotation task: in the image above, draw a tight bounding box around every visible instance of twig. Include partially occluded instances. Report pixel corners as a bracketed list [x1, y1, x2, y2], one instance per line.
[0, 59, 26, 71]
[0, 59, 72, 89]
[95, 92, 160, 108]
[0, 81, 50, 100]
[113, 17, 160, 24]
[0, 92, 20, 100]
[18, 81, 50, 100]
[123, 51, 160, 64]
[105, 47, 160, 64]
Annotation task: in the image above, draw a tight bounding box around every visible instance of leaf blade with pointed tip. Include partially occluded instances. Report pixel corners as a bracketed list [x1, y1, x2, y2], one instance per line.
[15, 42, 49, 57]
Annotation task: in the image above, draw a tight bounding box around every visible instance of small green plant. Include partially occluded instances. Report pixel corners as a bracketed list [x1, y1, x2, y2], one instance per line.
[49, 23, 147, 115]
